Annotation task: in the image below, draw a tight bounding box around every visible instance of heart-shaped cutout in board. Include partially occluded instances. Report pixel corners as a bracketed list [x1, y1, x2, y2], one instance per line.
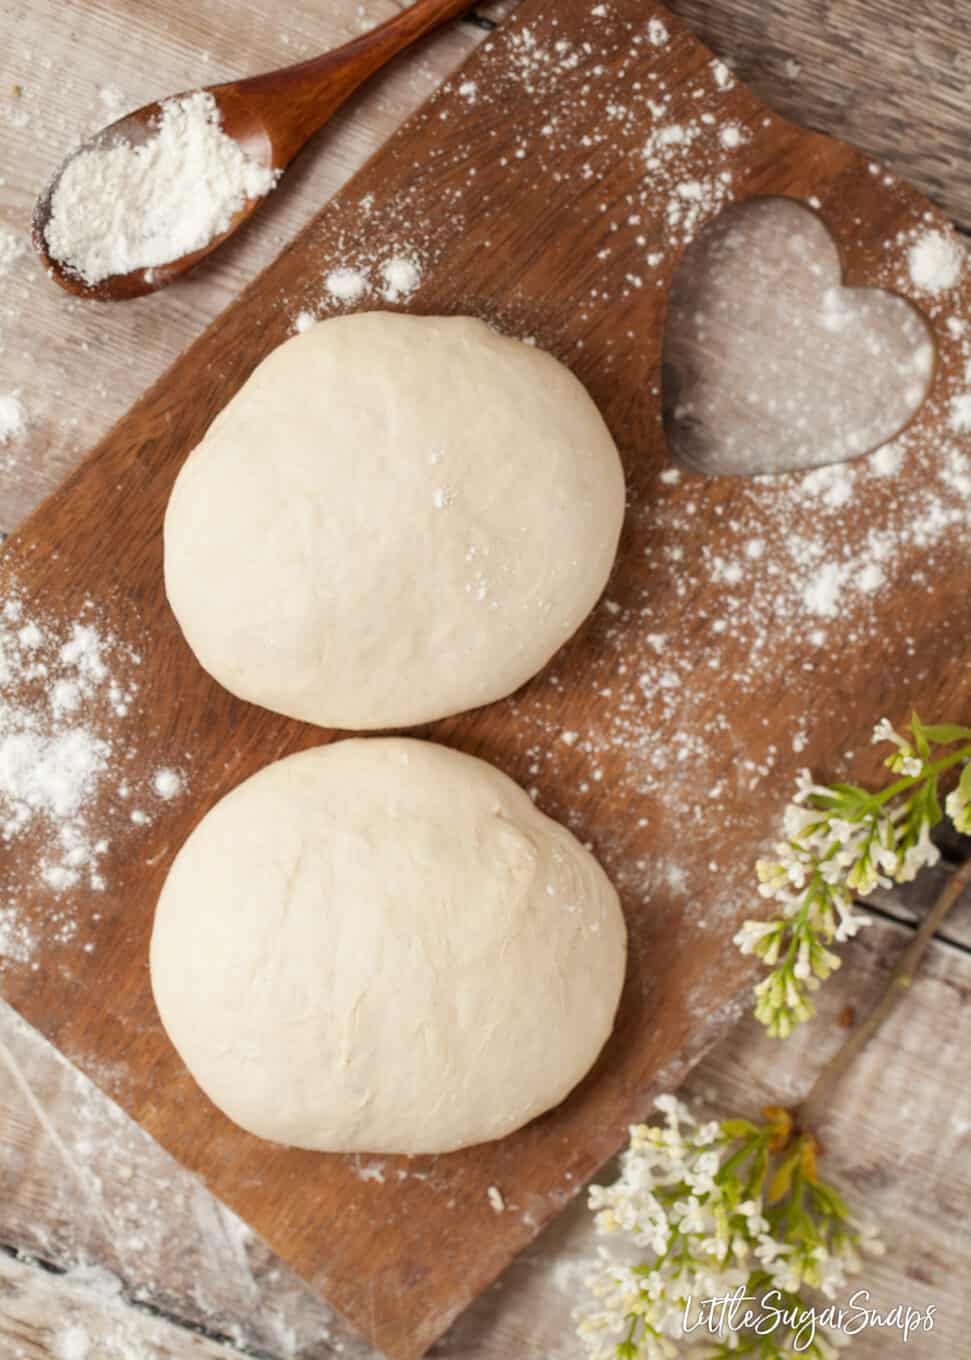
[662, 198, 935, 476]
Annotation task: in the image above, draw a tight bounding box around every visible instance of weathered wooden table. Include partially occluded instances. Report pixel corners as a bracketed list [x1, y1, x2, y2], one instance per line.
[0, 2, 969, 1356]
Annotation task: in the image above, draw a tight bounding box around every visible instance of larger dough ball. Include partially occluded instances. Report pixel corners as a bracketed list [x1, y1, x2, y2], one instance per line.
[150, 738, 626, 1154]
[163, 313, 625, 730]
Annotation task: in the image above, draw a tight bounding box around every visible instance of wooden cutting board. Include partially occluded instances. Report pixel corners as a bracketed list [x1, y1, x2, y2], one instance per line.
[2, 1, 971, 1356]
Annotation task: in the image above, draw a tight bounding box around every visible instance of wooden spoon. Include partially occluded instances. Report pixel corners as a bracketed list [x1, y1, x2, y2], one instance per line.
[32, 0, 480, 301]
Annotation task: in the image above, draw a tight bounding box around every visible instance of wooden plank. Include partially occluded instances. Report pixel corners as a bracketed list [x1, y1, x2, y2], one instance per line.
[4, 912, 969, 1357]
[0, 1001, 361, 1357]
[4, 0, 971, 1353]
[865, 858, 971, 948]
[668, 0, 971, 234]
[0, 1248, 242, 1360]
[442, 915, 971, 1358]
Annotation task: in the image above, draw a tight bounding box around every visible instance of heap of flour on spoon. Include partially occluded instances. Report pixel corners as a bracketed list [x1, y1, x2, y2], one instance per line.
[44, 91, 278, 286]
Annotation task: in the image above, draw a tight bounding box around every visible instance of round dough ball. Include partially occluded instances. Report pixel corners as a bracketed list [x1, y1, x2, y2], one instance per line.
[150, 738, 626, 1154]
[163, 313, 625, 730]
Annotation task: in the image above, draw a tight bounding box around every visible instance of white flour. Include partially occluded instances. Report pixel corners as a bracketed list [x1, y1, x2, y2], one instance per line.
[324, 266, 368, 302]
[380, 254, 422, 300]
[0, 588, 187, 967]
[647, 17, 669, 46]
[44, 91, 279, 286]
[0, 1003, 357, 1358]
[0, 223, 27, 276]
[907, 226, 963, 294]
[151, 768, 182, 800]
[0, 598, 130, 909]
[295, 252, 423, 330]
[0, 392, 26, 447]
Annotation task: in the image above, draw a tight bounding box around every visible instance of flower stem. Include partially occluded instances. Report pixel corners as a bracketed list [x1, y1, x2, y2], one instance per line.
[795, 854, 971, 1134]
[872, 743, 971, 807]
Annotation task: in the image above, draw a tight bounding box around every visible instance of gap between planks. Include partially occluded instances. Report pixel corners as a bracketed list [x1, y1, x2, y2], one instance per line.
[0, 1246, 251, 1360]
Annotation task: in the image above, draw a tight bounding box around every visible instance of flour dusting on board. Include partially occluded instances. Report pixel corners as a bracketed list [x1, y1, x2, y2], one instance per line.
[291, 251, 423, 330]
[907, 226, 963, 295]
[276, 0, 971, 929]
[0, 589, 186, 967]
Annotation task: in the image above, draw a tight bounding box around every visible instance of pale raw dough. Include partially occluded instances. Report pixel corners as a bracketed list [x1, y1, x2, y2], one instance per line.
[149, 738, 627, 1154]
[163, 313, 625, 730]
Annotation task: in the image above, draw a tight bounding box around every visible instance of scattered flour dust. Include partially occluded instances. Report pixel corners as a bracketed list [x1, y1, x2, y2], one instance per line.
[45, 1264, 225, 1360]
[0, 223, 27, 276]
[0, 392, 27, 447]
[151, 767, 182, 800]
[270, 2, 971, 930]
[0, 997, 340, 1359]
[380, 255, 422, 301]
[353, 1157, 386, 1184]
[324, 266, 368, 303]
[0, 587, 186, 968]
[44, 91, 279, 286]
[289, 11, 751, 331]
[293, 250, 423, 331]
[907, 227, 963, 295]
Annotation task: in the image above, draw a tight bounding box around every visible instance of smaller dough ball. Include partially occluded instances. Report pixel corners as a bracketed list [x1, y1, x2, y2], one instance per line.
[163, 313, 625, 730]
[150, 738, 627, 1154]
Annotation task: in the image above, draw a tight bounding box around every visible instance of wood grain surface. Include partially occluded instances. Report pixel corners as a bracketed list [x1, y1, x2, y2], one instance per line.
[0, 0, 962, 1354]
[668, 0, 971, 235]
[3, 905, 969, 1359]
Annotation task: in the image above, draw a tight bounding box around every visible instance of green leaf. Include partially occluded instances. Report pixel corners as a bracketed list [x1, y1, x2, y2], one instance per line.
[766, 1152, 798, 1204]
[799, 1134, 820, 1185]
[920, 723, 971, 744]
[721, 1118, 757, 1139]
[748, 1144, 769, 1197]
[811, 1179, 852, 1220]
[911, 712, 930, 760]
[826, 782, 870, 802]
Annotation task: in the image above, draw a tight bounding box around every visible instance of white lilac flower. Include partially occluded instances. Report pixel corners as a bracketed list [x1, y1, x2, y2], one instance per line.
[896, 819, 941, 881]
[831, 897, 870, 941]
[755, 1234, 790, 1266]
[871, 717, 899, 746]
[737, 718, 971, 1035]
[576, 1100, 881, 1360]
[733, 919, 777, 954]
[945, 760, 971, 835]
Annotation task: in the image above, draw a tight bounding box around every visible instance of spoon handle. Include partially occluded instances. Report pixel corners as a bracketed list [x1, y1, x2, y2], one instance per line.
[220, 0, 480, 168]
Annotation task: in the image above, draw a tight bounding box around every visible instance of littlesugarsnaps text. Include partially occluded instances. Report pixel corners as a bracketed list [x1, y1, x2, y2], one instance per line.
[682, 1287, 936, 1351]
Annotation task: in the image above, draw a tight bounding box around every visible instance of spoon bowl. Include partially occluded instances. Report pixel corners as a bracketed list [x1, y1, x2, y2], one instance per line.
[33, 0, 477, 301]
[33, 96, 275, 300]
